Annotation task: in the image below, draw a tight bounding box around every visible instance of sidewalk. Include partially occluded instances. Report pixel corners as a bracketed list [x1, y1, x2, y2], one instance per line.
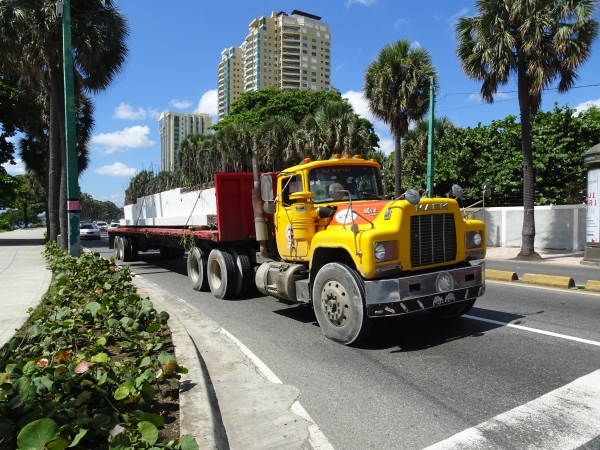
[485, 246, 585, 266]
[0, 228, 51, 348]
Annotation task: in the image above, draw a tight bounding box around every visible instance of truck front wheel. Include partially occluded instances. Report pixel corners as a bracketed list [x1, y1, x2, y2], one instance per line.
[312, 263, 373, 345]
[427, 298, 476, 319]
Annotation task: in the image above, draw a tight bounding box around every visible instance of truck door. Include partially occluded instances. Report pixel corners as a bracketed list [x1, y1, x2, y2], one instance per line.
[276, 174, 309, 259]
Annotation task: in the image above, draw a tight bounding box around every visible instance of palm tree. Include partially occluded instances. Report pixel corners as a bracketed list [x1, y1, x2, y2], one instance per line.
[455, 0, 598, 259]
[364, 39, 438, 197]
[0, 0, 129, 244]
[256, 115, 296, 171]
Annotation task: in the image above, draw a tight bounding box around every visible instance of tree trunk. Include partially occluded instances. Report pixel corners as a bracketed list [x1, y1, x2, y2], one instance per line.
[394, 134, 402, 198]
[516, 60, 540, 260]
[47, 77, 60, 244]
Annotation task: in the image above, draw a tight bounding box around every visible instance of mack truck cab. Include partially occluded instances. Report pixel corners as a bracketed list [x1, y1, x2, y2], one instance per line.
[255, 154, 486, 345]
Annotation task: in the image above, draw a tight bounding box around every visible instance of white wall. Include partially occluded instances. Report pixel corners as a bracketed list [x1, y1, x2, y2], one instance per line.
[467, 204, 586, 251]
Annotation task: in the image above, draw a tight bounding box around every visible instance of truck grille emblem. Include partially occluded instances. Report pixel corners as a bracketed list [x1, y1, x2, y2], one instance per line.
[415, 203, 448, 212]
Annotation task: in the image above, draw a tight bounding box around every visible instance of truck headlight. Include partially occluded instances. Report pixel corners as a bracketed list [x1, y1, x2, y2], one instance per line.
[374, 241, 396, 262]
[466, 231, 482, 248]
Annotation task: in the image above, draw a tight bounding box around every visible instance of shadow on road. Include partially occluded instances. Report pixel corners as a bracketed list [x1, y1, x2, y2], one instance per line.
[354, 306, 526, 352]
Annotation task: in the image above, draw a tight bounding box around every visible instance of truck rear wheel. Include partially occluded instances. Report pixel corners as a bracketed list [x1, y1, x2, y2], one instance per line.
[207, 249, 237, 299]
[312, 263, 373, 345]
[121, 237, 132, 262]
[428, 298, 476, 319]
[227, 247, 255, 297]
[114, 236, 122, 261]
[188, 247, 209, 291]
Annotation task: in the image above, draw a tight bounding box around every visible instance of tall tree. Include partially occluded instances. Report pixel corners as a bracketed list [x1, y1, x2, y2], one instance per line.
[455, 0, 598, 259]
[0, 0, 129, 245]
[364, 39, 438, 197]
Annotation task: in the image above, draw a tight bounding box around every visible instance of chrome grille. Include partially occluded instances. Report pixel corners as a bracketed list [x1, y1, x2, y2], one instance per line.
[410, 213, 457, 267]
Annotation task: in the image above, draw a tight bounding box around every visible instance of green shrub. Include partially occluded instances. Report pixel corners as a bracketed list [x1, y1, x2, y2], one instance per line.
[0, 242, 197, 450]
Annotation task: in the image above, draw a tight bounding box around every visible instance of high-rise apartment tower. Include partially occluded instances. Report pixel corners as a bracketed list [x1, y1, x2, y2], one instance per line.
[159, 112, 212, 171]
[218, 10, 336, 120]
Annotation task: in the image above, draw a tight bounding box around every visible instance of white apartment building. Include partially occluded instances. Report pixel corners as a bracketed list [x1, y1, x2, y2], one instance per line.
[218, 10, 336, 120]
[159, 112, 212, 172]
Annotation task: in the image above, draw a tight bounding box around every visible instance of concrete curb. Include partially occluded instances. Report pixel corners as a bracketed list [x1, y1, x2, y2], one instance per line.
[486, 269, 518, 282]
[521, 273, 575, 289]
[584, 280, 600, 292]
[132, 276, 222, 450]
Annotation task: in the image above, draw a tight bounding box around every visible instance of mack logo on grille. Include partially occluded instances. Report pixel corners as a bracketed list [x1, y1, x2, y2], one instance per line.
[415, 203, 449, 212]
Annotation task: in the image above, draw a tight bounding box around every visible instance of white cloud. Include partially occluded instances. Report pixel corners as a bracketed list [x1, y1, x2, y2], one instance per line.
[91, 125, 155, 154]
[394, 18, 410, 31]
[378, 138, 395, 155]
[343, 90, 388, 131]
[114, 103, 148, 120]
[94, 162, 137, 177]
[96, 192, 125, 208]
[170, 99, 193, 109]
[574, 98, 600, 114]
[345, 0, 376, 6]
[2, 158, 25, 175]
[468, 92, 511, 101]
[435, 7, 469, 29]
[194, 90, 218, 119]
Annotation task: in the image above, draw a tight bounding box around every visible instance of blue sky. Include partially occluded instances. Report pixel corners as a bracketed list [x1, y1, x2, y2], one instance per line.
[4, 0, 600, 207]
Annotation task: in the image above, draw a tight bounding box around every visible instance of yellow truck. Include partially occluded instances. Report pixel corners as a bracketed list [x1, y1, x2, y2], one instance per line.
[111, 154, 486, 345]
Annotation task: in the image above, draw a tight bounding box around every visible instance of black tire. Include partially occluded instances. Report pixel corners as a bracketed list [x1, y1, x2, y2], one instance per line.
[207, 249, 237, 299]
[227, 247, 255, 297]
[312, 263, 373, 345]
[121, 237, 132, 262]
[114, 236, 122, 261]
[427, 298, 476, 319]
[187, 247, 209, 291]
[130, 239, 139, 261]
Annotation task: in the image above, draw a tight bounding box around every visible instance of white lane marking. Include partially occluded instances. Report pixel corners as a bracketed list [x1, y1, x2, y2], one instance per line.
[220, 328, 334, 450]
[424, 369, 600, 450]
[464, 315, 600, 347]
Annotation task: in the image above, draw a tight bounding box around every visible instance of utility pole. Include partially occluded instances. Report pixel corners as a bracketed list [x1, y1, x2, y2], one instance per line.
[60, 0, 80, 256]
[426, 76, 435, 197]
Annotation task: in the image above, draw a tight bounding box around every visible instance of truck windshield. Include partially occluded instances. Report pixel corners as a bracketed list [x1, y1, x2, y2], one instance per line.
[308, 165, 384, 203]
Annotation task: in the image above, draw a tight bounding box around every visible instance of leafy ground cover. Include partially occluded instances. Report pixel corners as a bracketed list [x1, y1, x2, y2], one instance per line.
[0, 242, 198, 450]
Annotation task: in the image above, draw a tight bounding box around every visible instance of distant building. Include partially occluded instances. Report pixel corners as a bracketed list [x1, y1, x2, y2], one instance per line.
[159, 112, 212, 172]
[218, 10, 336, 120]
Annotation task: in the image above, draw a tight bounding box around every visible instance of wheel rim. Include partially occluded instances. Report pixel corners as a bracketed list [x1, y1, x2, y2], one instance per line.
[320, 279, 349, 327]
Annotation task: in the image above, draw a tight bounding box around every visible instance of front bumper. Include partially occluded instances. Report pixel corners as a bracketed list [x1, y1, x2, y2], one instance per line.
[364, 262, 485, 317]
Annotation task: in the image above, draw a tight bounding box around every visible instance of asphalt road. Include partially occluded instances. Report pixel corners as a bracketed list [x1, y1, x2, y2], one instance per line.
[89, 238, 600, 450]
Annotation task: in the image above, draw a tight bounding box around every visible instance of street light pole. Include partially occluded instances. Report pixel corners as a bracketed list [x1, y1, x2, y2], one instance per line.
[426, 76, 435, 197]
[61, 0, 80, 256]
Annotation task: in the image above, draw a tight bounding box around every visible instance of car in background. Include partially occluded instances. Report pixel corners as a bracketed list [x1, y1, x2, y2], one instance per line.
[79, 223, 101, 240]
[109, 222, 120, 229]
[94, 221, 108, 232]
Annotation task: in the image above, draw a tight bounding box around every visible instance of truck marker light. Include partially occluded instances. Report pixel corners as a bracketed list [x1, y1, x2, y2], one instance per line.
[384, 306, 395, 314]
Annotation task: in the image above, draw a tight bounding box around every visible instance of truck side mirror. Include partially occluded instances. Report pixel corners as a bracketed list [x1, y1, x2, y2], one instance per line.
[483, 183, 491, 199]
[452, 184, 465, 200]
[260, 173, 274, 201]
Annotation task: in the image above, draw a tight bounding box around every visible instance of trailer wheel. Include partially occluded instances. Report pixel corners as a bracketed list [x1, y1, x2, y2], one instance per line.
[207, 249, 237, 299]
[121, 237, 132, 262]
[187, 247, 209, 291]
[114, 236, 122, 261]
[226, 247, 255, 297]
[427, 298, 476, 319]
[312, 263, 373, 345]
